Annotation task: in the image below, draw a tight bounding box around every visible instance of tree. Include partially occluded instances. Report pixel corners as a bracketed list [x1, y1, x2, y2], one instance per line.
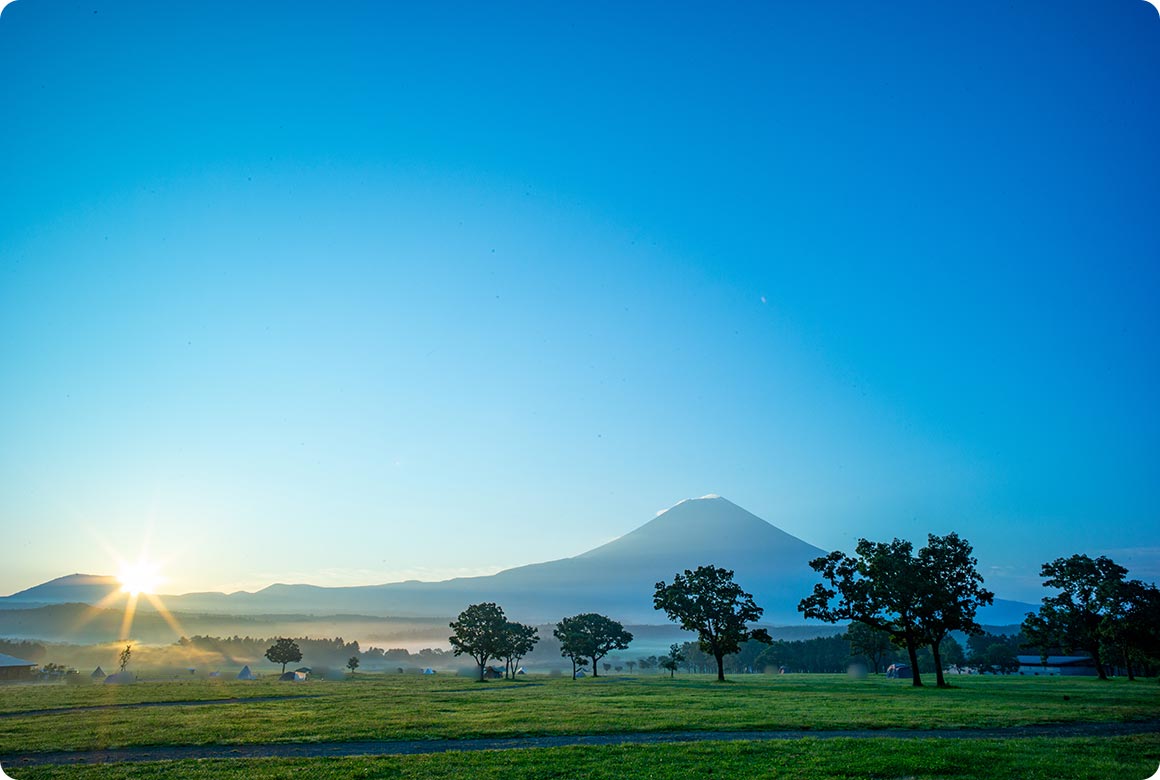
[118, 644, 132, 673]
[499, 621, 539, 679]
[799, 539, 928, 686]
[1118, 581, 1160, 678]
[967, 633, 1021, 674]
[265, 638, 303, 674]
[914, 533, 994, 687]
[654, 565, 772, 681]
[1022, 555, 1128, 680]
[756, 636, 853, 674]
[625, 660, 636, 672]
[553, 613, 633, 677]
[659, 643, 684, 678]
[449, 603, 509, 682]
[939, 635, 966, 670]
[844, 621, 894, 674]
[346, 656, 360, 675]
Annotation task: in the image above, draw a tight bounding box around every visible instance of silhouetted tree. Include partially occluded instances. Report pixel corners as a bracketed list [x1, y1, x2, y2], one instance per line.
[844, 621, 893, 674]
[265, 638, 303, 673]
[659, 643, 684, 678]
[118, 644, 132, 673]
[799, 539, 928, 686]
[1102, 579, 1160, 680]
[967, 632, 1021, 674]
[756, 635, 853, 673]
[346, 656, 359, 675]
[915, 533, 994, 686]
[654, 565, 772, 681]
[553, 613, 633, 677]
[1022, 555, 1131, 680]
[449, 603, 509, 682]
[499, 621, 539, 679]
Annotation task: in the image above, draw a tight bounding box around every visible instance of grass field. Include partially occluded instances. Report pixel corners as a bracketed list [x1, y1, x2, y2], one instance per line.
[1, 674, 1157, 778]
[5, 736, 1160, 780]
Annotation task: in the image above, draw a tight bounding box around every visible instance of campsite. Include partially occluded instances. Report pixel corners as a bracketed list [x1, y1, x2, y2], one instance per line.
[0, 672, 1157, 779]
[3, 0, 1159, 777]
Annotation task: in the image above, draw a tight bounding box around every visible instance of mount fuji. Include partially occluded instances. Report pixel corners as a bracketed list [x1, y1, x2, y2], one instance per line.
[1, 496, 1035, 625]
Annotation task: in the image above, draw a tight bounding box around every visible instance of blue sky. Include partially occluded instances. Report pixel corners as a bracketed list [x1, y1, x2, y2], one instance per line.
[1, 0, 1157, 602]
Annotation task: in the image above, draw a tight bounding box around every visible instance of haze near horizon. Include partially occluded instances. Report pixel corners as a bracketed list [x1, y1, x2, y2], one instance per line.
[1, 0, 1157, 604]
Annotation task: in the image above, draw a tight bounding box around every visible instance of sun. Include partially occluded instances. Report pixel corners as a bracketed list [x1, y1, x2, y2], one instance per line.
[118, 563, 162, 596]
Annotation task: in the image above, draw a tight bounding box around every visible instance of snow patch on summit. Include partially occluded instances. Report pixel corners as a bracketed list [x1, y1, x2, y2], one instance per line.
[654, 494, 723, 516]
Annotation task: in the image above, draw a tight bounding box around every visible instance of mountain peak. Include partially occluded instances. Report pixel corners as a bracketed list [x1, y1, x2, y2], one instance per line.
[654, 494, 726, 517]
[578, 494, 822, 567]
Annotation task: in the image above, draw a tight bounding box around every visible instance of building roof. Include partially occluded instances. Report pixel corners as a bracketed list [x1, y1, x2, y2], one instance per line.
[0, 653, 37, 668]
[1016, 655, 1094, 666]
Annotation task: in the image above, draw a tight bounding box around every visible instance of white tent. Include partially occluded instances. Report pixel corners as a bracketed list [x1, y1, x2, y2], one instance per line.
[237, 665, 257, 680]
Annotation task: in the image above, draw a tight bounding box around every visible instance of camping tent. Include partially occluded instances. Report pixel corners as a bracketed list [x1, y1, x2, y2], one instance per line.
[104, 672, 134, 684]
[422, 668, 435, 675]
[886, 663, 911, 679]
[279, 671, 307, 682]
[574, 670, 586, 678]
[237, 665, 256, 680]
[91, 666, 105, 679]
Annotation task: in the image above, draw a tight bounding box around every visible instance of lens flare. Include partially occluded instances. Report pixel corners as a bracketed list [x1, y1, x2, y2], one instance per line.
[118, 563, 161, 596]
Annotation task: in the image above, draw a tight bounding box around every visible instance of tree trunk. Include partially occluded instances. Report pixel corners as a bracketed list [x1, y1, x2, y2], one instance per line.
[282, 662, 287, 673]
[591, 656, 599, 677]
[1091, 645, 1108, 680]
[1123, 646, 1135, 681]
[931, 641, 947, 688]
[715, 653, 726, 682]
[571, 658, 578, 680]
[479, 658, 486, 682]
[906, 639, 923, 687]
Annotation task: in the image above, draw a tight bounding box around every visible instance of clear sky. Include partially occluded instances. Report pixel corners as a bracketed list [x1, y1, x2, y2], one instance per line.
[1, 0, 1157, 603]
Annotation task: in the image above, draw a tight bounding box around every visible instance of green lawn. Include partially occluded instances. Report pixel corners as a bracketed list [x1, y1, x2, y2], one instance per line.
[0, 673, 1156, 754]
[7, 735, 1160, 780]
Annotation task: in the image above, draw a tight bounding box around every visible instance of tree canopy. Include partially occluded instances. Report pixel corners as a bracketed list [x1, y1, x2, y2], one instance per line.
[658, 642, 684, 678]
[654, 565, 771, 681]
[1020, 554, 1160, 680]
[799, 534, 992, 687]
[553, 613, 633, 678]
[265, 638, 303, 673]
[844, 621, 894, 675]
[449, 602, 509, 682]
[499, 620, 539, 679]
[913, 532, 994, 686]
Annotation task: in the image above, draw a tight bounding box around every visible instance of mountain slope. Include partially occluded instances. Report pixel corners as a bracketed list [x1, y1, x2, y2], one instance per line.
[2, 574, 122, 608]
[1, 497, 1036, 625]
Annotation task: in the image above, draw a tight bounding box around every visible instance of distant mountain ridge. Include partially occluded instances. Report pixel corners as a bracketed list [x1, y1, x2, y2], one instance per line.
[5, 574, 122, 606]
[0, 496, 1036, 625]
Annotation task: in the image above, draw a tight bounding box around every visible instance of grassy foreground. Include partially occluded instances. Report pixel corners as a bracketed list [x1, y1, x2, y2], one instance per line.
[6, 735, 1159, 780]
[0, 673, 1156, 754]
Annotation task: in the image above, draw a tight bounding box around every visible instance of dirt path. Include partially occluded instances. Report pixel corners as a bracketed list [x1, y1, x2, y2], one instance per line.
[3, 720, 1158, 767]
